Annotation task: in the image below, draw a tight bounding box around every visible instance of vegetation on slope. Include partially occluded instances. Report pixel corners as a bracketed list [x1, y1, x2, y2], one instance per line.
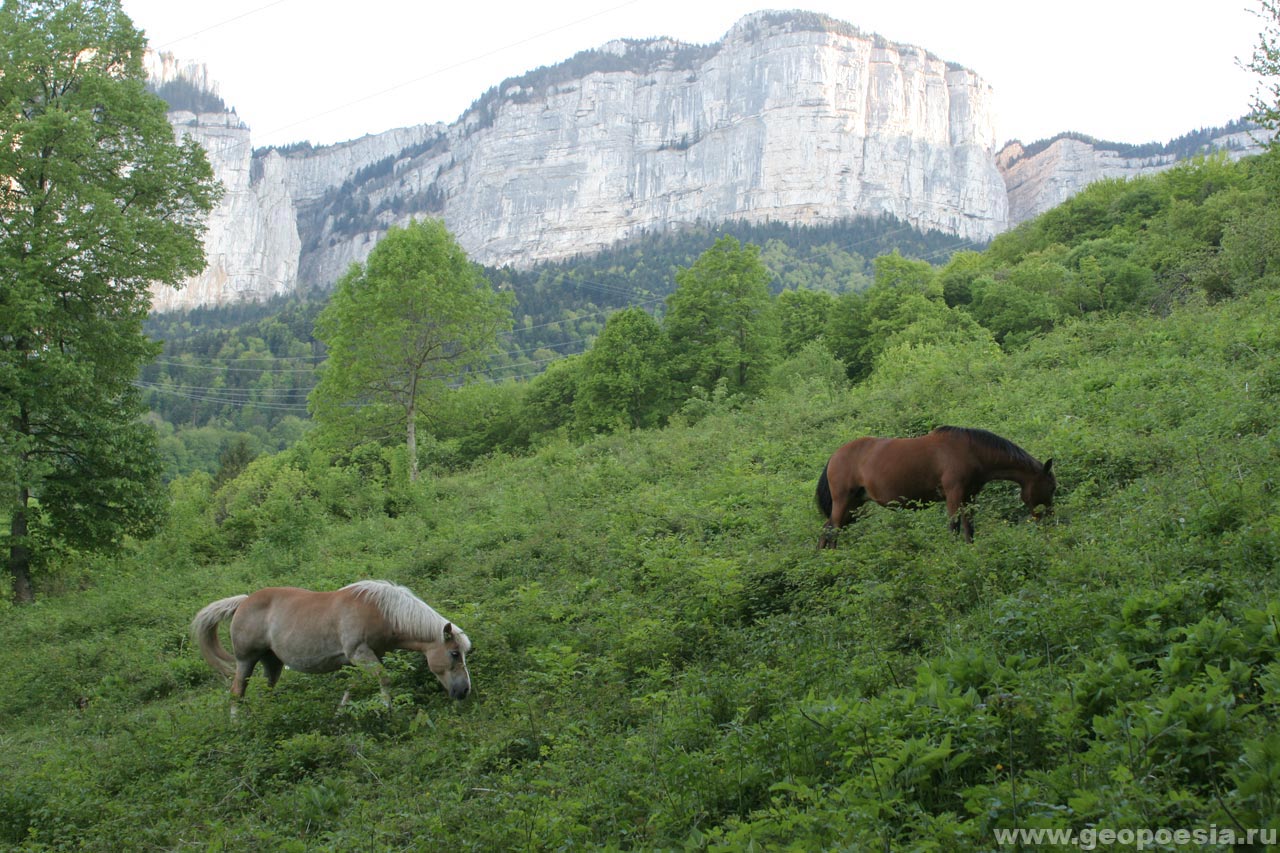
[1005, 117, 1260, 164]
[138, 215, 967, 479]
[139, 145, 1276, 490]
[148, 76, 229, 115]
[2, 148, 1280, 848]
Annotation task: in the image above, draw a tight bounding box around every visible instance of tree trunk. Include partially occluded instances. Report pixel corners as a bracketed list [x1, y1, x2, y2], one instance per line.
[9, 496, 34, 604]
[406, 399, 419, 483]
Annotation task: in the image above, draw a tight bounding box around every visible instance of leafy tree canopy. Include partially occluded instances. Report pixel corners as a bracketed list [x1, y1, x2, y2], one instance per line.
[664, 235, 780, 396]
[574, 306, 672, 435]
[1247, 0, 1280, 140]
[308, 218, 512, 482]
[0, 0, 218, 602]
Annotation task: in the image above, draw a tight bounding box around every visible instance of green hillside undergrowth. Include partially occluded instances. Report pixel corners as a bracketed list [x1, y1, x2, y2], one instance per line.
[2, 286, 1278, 849]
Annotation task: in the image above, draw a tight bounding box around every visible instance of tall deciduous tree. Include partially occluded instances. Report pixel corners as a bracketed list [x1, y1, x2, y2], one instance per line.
[575, 307, 672, 435]
[0, 0, 218, 602]
[309, 219, 512, 482]
[664, 236, 779, 396]
[825, 251, 945, 380]
[777, 288, 835, 356]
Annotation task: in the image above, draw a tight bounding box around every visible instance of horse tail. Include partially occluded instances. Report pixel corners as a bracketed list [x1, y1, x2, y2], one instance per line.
[815, 462, 833, 519]
[191, 595, 248, 677]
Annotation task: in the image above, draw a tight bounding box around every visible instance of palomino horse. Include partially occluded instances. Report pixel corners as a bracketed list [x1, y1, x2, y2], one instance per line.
[191, 580, 471, 708]
[816, 426, 1055, 546]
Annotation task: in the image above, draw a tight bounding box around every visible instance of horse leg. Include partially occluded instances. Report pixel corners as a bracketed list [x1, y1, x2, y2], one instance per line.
[230, 656, 258, 718]
[821, 489, 866, 549]
[945, 488, 975, 543]
[345, 645, 390, 708]
[261, 652, 284, 689]
[231, 657, 257, 698]
[819, 493, 846, 549]
[819, 491, 847, 549]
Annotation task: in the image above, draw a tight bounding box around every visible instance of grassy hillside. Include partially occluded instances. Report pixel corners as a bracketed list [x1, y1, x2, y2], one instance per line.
[2, 273, 1278, 848]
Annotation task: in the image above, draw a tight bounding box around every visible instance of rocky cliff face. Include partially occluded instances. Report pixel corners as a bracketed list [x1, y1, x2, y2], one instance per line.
[997, 126, 1266, 226]
[288, 12, 1009, 290]
[151, 110, 302, 311]
[150, 12, 1009, 309]
[148, 11, 1267, 313]
[151, 107, 444, 310]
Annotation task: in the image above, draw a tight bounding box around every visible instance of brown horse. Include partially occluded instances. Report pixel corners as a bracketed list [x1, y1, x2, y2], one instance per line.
[816, 426, 1055, 546]
[191, 580, 471, 709]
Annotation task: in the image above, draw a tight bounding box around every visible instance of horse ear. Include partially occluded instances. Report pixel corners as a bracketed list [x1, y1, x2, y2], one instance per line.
[443, 622, 454, 641]
[1043, 458, 1054, 474]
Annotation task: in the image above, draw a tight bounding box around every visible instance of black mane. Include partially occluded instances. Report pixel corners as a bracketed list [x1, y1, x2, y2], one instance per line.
[935, 426, 1037, 467]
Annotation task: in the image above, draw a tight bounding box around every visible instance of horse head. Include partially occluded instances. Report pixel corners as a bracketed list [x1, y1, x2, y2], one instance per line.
[1023, 458, 1056, 519]
[424, 623, 472, 700]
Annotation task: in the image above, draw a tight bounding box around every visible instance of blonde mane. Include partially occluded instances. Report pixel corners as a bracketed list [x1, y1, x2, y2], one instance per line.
[343, 580, 469, 649]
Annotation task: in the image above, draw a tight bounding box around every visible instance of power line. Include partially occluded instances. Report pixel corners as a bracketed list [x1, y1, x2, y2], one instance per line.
[134, 381, 311, 411]
[149, 0, 293, 51]
[147, 330, 598, 374]
[150, 357, 322, 373]
[135, 380, 309, 398]
[155, 0, 645, 155]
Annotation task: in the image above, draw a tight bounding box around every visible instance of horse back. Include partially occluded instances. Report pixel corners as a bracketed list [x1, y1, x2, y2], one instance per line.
[833, 432, 973, 505]
[230, 587, 393, 670]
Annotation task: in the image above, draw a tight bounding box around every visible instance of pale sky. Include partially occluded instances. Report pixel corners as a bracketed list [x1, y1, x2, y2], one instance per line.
[120, 0, 1265, 151]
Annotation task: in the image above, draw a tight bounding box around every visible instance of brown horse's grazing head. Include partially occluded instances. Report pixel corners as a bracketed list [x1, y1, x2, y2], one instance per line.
[425, 623, 472, 700]
[1022, 458, 1056, 519]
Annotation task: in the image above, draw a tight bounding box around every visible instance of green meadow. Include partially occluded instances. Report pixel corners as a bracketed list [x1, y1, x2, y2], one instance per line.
[3, 154, 1280, 850]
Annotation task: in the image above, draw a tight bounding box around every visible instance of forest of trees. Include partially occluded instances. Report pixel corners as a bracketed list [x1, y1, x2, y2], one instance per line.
[139, 215, 969, 478]
[140, 149, 1274, 484]
[147, 76, 228, 114]
[1006, 117, 1260, 163]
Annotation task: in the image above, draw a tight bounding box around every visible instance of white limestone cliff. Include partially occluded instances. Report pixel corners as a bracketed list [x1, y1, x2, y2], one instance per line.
[150, 110, 301, 311]
[276, 123, 446, 204]
[295, 12, 1008, 289]
[998, 127, 1268, 226]
[147, 12, 1269, 313]
[144, 51, 218, 97]
[148, 13, 1010, 309]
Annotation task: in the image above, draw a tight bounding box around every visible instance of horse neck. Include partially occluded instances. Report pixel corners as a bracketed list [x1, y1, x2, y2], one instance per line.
[346, 582, 447, 645]
[975, 447, 1041, 486]
[391, 601, 448, 645]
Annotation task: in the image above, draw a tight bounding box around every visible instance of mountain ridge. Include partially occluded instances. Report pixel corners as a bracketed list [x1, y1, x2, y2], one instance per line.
[146, 10, 1265, 313]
